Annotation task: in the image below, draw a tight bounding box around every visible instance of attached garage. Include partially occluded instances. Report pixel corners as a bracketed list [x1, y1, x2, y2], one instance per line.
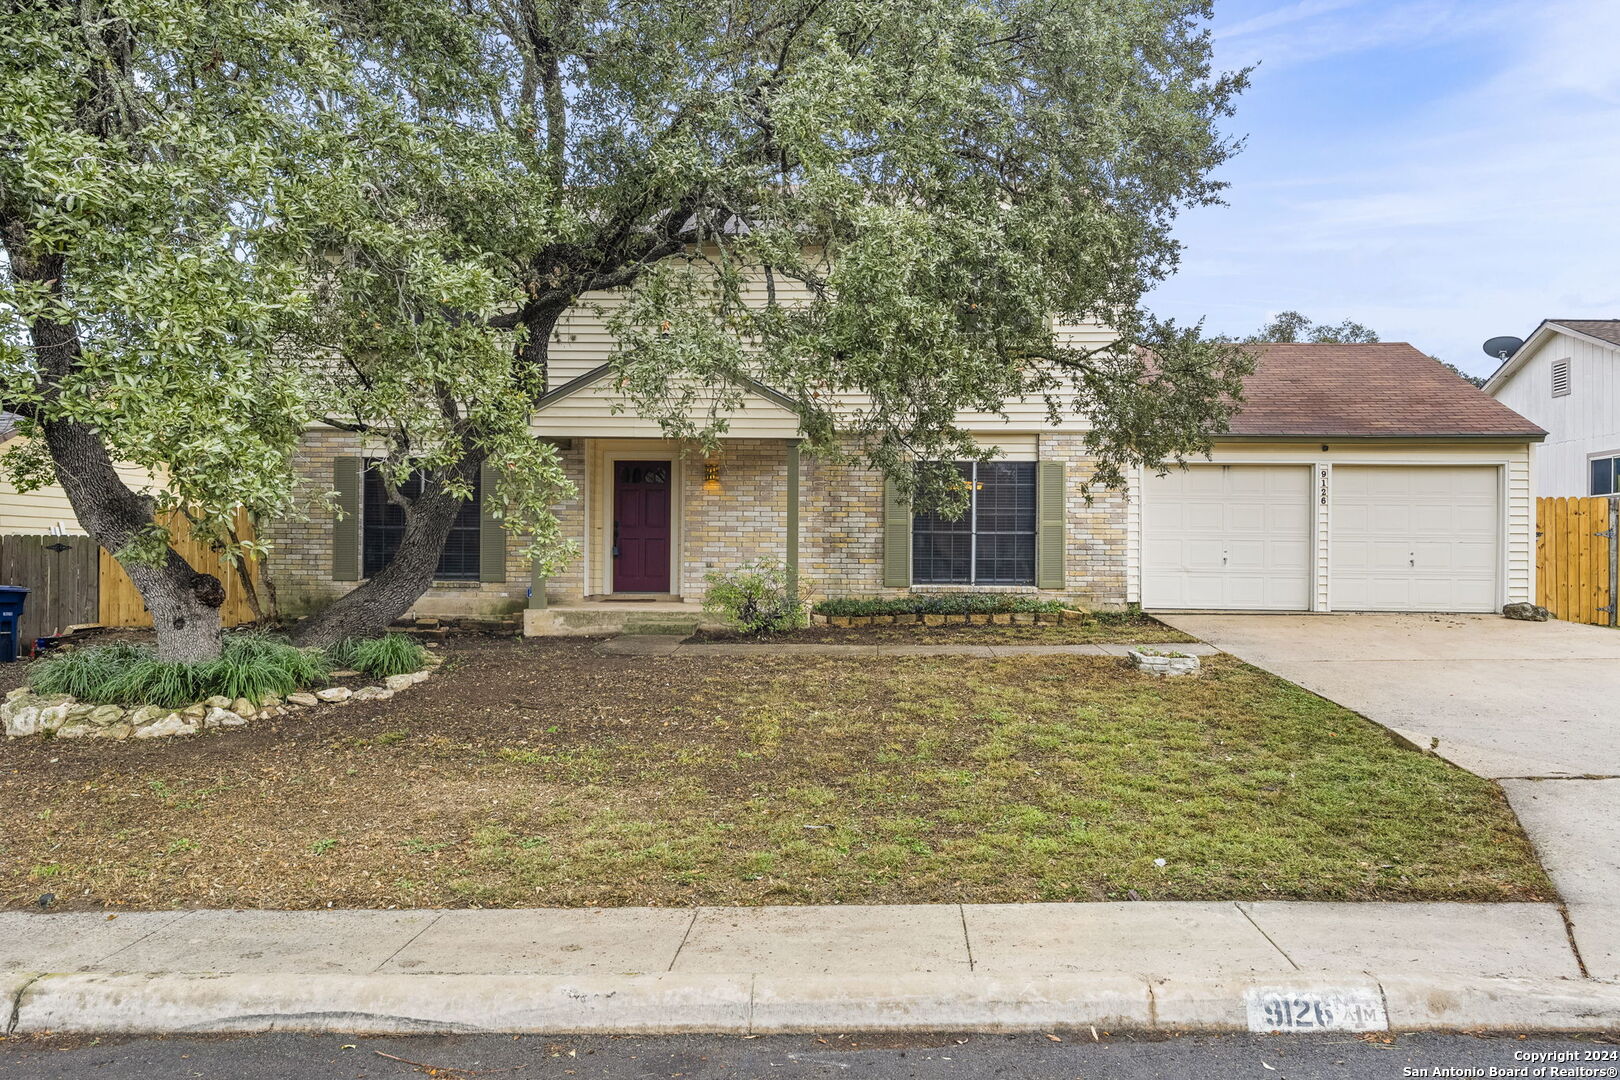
[1142, 465, 1311, 611]
[1133, 343, 1546, 614]
[1329, 465, 1499, 612]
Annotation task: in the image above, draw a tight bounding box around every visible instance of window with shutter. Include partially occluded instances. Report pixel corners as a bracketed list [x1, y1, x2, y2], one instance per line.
[362, 465, 481, 580]
[911, 462, 1037, 585]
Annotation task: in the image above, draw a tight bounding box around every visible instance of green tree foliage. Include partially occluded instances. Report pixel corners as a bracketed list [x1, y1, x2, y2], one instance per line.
[0, 2, 364, 659]
[5, 1, 1255, 652]
[1242, 311, 1485, 385]
[292, 0, 1256, 641]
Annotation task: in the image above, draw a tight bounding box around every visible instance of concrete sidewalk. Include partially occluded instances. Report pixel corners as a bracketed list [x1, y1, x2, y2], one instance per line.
[597, 636, 1223, 658]
[5, 902, 1614, 1035]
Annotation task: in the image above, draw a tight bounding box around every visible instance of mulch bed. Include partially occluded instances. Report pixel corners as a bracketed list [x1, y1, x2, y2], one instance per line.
[692, 613, 1196, 645]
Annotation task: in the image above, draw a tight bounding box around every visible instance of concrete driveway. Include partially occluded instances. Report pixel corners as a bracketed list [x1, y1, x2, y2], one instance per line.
[1158, 613, 1620, 779]
[1159, 613, 1620, 978]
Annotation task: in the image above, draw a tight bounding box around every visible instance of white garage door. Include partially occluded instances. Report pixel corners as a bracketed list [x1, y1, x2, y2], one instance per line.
[1142, 465, 1313, 610]
[1330, 466, 1499, 612]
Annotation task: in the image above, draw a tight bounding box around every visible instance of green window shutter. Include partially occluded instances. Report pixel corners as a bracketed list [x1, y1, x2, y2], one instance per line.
[331, 456, 362, 582]
[882, 478, 912, 588]
[478, 460, 506, 583]
[1035, 460, 1067, 590]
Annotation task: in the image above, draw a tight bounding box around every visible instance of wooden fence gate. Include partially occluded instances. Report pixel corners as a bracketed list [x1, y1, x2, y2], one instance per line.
[0, 534, 100, 645]
[1536, 496, 1619, 626]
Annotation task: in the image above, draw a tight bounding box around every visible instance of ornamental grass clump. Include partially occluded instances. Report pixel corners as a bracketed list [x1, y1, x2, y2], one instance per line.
[330, 633, 429, 678]
[29, 633, 331, 709]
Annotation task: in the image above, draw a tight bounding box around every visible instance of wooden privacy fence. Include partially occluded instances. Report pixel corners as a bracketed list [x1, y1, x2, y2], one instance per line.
[97, 510, 261, 629]
[0, 534, 100, 645]
[1536, 496, 1619, 627]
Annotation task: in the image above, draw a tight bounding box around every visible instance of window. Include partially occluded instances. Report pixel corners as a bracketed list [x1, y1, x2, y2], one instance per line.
[912, 462, 1037, 585]
[1552, 358, 1572, 397]
[1592, 456, 1620, 497]
[362, 465, 481, 580]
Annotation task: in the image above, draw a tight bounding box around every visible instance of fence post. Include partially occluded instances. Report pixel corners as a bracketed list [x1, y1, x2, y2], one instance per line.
[1610, 497, 1619, 628]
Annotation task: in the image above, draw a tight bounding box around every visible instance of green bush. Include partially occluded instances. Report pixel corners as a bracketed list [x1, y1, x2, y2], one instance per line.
[703, 559, 808, 635]
[29, 633, 331, 708]
[812, 593, 1071, 618]
[330, 633, 429, 678]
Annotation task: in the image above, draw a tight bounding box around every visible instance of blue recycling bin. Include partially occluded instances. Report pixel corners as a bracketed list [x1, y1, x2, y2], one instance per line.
[0, 586, 30, 663]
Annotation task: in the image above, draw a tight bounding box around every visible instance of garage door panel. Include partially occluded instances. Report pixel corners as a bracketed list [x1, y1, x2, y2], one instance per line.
[1142, 465, 1312, 611]
[1330, 466, 1499, 613]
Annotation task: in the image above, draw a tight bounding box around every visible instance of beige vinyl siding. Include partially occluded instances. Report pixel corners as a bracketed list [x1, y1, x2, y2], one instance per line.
[536, 272, 1117, 435]
[1491, 328, 1620, 497]
[0, 438, 164, 536]
[1128, 440, 1535, 610]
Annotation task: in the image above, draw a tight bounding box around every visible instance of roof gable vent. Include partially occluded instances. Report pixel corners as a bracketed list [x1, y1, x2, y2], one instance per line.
[1552, 358, 1572, 397]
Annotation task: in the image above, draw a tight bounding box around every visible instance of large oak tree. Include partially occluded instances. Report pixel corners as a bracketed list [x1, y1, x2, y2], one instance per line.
[3, 0, 1253, 658]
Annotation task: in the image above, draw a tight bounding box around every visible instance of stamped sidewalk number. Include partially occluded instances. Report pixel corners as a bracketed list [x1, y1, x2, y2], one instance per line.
[1244, 988, 1388, 1033]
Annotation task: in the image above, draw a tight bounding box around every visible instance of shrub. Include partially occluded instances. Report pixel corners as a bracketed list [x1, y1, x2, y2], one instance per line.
[703, 560, 808, 635]
[330, 634, 429, 678]
[812, 593, 1071, 618]
[29, 633, 331, 709]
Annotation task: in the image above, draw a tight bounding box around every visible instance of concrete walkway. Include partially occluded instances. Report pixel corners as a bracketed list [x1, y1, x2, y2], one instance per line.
[597, 635, 1222, 658]
[3, 902, 1609, 1035]
[1158, 613, 1620, 982]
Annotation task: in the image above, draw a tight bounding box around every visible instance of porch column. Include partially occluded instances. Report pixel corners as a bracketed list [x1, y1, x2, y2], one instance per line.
[786, 439, 801, 592]
[528, 558, 548, 610]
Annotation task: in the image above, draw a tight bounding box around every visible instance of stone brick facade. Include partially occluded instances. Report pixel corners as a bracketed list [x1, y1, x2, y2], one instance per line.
[264, 429, 1129, 619]
[680, 439, 788, 596]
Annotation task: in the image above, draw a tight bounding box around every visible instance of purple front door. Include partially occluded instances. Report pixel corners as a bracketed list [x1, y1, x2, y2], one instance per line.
[613, 461, 671, 593]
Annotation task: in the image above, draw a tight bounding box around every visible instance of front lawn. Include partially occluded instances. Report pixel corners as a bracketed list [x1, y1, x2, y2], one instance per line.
[0, 638, 1550, 909]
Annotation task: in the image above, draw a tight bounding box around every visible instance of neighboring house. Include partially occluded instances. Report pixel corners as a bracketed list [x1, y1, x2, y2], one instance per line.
[262, 326, 1546, 630]
[0, 423, 163, 536]
[1484, 319, 1620, 497]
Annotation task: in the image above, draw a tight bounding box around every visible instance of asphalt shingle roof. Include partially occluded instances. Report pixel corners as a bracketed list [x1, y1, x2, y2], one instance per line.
[1550, 319, 1620, 346]
[1227, 342, 1545, 439]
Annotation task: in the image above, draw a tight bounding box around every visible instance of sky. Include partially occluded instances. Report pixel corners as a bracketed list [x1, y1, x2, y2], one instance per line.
[1148, 0, 1620, 379]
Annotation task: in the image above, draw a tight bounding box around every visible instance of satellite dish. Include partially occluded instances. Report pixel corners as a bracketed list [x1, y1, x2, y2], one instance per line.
[1483, 335, 1523, 360]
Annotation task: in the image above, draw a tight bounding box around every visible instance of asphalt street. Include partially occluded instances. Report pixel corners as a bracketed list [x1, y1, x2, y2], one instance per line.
[2, 1031, 1616, 1079]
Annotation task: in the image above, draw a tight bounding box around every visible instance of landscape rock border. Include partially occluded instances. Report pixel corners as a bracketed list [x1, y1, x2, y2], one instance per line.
[2, 655, 442, 741]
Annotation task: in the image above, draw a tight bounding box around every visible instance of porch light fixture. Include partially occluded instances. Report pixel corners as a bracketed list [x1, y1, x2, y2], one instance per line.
[704, 459, 721, 483]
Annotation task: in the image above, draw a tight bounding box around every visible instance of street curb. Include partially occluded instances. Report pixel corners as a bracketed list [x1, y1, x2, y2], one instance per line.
[10, 971, 1620, 1035]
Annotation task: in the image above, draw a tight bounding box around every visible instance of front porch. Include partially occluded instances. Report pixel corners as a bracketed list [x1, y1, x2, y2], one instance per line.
[527, 435, 803, 633]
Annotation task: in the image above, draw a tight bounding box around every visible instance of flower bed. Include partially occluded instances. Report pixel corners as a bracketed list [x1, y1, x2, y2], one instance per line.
[2, 633, 441, 741]
[809, 593, 1093, 629]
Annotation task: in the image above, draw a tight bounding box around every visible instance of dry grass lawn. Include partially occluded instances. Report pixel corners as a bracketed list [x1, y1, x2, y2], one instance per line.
[0, 636, 1551, 910]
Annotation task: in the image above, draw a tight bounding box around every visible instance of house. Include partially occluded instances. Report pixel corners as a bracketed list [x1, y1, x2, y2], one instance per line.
[1484, 320, 1620, 497]
[261, 325, 1546, 631]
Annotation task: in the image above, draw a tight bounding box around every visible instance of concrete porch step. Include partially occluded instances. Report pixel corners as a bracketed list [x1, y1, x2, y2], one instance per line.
[524, 602, 723, 637]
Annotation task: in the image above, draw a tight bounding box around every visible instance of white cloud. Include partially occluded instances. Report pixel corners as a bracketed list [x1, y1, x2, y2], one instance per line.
[1153, 0, 1620, 375]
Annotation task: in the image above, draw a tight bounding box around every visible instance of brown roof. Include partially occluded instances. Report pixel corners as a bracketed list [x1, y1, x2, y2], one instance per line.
[1226, 343, 1545, 439]
[1551, 319, 1620, 346]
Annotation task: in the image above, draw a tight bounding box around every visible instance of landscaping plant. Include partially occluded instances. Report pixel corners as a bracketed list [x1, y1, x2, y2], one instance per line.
[29, 634, 331, 709]
[703, 561, 809, 635]
[329, 634, 430, 679]
[813, 594, 1071, 618]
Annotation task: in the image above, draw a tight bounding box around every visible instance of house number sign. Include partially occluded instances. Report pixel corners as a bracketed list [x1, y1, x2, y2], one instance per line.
[1245, 987, 1387, 1033]
[1319, 467, 1330, 507]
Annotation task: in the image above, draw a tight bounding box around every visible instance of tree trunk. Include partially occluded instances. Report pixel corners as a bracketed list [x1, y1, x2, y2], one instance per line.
[42, 417, 226, 663]
[291, 454, 485, 647]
